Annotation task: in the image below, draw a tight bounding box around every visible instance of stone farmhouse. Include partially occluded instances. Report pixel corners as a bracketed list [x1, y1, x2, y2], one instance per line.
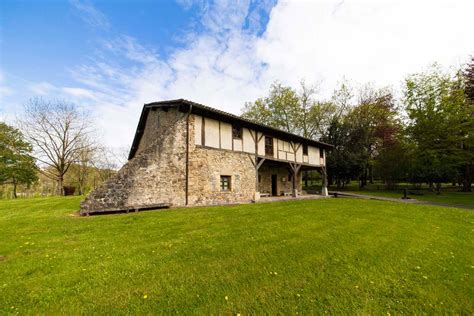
[80, 99, 333, 215]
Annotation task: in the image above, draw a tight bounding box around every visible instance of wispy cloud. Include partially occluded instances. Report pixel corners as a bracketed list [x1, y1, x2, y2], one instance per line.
[14, 0, 473, 152]
[70, 0, 110, 30]
[29, 82, 56, 95]
[62, 87, 97, 99]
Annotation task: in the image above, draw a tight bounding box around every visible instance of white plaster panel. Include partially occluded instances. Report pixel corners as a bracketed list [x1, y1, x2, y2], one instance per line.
[296, 145, 303, 163]
[220, 122, 232, 150]
[194, 115, 202, 145]
[257, 132, 265, 156]
[278, 150, 286, 160]
[308, 146, 318, 165]
[273, 138, 278, 158]
[287, 152, 295, 161]
[278, 139, 284, 152]
[303, 155, 309, 163]
[243, 128, 255, 153]
[204, 118, 220, 148]
[233, 139, 243, 151]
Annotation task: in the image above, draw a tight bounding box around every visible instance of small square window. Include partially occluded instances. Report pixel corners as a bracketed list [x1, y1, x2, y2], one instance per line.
[303, 144, 308, 155]
[220, 175, 231, 191]
[232, 126, 242, 139]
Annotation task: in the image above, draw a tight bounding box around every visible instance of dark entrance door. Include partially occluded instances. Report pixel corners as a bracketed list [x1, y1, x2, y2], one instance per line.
[271, 174, 277, 196]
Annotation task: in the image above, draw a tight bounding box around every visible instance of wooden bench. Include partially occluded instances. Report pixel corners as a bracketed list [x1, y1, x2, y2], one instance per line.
[260, 192, 271, 197]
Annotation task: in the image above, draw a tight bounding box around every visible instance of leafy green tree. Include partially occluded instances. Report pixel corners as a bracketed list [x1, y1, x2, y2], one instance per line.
[460, 57, 474, 191]
[404, 64, 471, 192]
[0, 122, 38, 198]
[242, 82, 300, 133]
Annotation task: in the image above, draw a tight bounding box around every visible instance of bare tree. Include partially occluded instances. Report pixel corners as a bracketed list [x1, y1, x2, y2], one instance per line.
[18, 98, 96, 195]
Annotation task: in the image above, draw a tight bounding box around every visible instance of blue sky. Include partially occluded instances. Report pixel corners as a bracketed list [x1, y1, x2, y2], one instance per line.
[2, 1, 194, 83]
[1, 0, 473, 151]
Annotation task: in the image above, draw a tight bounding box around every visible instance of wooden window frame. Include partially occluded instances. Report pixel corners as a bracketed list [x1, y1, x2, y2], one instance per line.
[220, 175, 231, 192]
[303, 144, 308, 155]
[265, 136, 273, 156]
[232, 125, 242, 140]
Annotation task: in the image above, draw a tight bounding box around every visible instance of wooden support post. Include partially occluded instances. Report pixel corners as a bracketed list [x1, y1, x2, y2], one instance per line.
[289, 162, 301, 197]
[321, 166, 328, 196]
[250, 130, 266, 195]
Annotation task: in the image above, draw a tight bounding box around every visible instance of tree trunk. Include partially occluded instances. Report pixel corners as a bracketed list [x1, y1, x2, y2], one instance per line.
[436, 182, 441, 194]
[461, 165, 472, 192]
[369, 165, 374, 184]
[292, 171, 297, 197]
[57, 175, 64, 196]
[428, 182, 434, 192]
[462, 179, 472, 192]
[13, 178, 17, 199]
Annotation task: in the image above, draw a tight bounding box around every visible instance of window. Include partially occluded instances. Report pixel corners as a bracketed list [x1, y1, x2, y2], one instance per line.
[220, 176, 231, 191]
[232, 125, 242, 139]
[258, 175, 261, 183]
[265, 136, 273, 156]
[303, 144, 308, 155]
[320, 148, 324, 158]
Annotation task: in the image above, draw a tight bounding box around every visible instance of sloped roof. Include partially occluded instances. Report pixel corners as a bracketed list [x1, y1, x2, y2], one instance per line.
[128, 99, 333, 160]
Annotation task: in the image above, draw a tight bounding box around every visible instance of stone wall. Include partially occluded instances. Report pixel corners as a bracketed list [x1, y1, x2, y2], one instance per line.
[187, 115, 256, 205]
[80, 108, 188, 214]
[187, 146, 256, 205]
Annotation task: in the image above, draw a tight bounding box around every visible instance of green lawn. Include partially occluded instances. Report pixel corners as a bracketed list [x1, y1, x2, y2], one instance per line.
[343, 190, 474, 206]
[0, 197, 473, 314]
[321, 181, 474, 206]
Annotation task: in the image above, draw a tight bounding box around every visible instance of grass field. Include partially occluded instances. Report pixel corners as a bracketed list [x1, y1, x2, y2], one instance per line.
[320, 181, 474, 206]
[345, 190, 474, 206]
[0, 197, 473, 314]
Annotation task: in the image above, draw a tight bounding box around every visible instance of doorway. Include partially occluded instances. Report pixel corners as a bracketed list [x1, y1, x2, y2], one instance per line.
[271, 174, 277, 196]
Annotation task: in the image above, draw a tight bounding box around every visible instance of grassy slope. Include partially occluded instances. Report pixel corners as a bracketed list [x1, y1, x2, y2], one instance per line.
[0, 197, 473, 314]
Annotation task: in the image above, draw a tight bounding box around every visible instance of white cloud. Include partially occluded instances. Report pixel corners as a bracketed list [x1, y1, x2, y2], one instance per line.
[62, 87, 97, 99]
[61, 0, 474, 151]
[29, 82, 57, 95]
[256, 0, 473, 96]
[70, 0, 110, 30]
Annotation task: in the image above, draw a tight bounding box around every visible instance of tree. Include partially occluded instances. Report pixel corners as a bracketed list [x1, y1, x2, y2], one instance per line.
[242, 82, 300, 133]
[0, 122, 38, 198]
[460, 57, 474, 191]
[404, 64, 470, 192]
[18, 99, 96, 195]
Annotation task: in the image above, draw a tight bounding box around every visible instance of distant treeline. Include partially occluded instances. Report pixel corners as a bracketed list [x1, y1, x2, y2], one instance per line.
[242, 59, 474, 192]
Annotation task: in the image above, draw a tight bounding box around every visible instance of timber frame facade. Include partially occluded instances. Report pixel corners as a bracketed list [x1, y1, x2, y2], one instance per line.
[80, 99, 333, 215]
